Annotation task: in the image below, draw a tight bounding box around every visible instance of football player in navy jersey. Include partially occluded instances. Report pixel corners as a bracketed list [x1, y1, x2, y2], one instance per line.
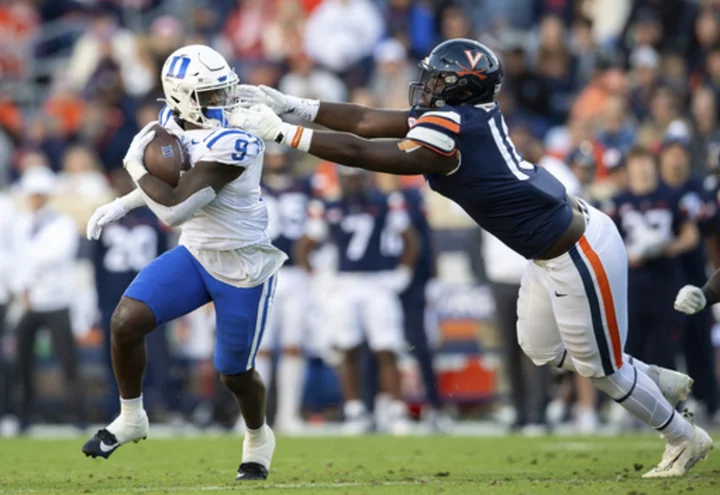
[659, 137, 720, 422]
[605, 147, 699, 372]
[256, 145, 313, 433]
[92, 169, 174, 423]
[295, 167, 420, 435]
[233, 38, 712, 476]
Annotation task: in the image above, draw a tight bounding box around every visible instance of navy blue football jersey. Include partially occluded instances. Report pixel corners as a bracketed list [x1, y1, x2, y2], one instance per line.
[93, 207, 168, 310]
[261, 177, 313, 266]
[306, 189, 410, 272]
[676, 177, 715, 286]
[605, 184, 686, 301]
[406, 104, 573, 259]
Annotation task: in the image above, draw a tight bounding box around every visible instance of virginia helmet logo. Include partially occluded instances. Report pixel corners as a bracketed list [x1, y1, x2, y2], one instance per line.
[463, 50, 484, 69]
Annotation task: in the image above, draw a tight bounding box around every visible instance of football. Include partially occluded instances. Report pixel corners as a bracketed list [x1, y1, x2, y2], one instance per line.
[142, 124, 189, 187]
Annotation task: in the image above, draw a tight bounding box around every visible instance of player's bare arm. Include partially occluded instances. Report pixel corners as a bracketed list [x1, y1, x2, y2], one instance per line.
[398, 224, 420, 268]
[293, 235, 317, 274]
[315, 103, 409, 138]
[237, 84, 409, 138]
[308, 132, 458, 176]
[663, 221, 700, 257]
[137, 161, 243, 207]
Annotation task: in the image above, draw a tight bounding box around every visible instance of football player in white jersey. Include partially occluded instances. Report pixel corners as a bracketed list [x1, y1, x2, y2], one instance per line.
[81, 45, 286, 481]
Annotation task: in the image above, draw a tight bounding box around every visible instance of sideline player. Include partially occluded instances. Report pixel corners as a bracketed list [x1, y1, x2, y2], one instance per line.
[295, 167, 419, 435]
[82, 45, 286, 481]
[232, 39, 712, 477]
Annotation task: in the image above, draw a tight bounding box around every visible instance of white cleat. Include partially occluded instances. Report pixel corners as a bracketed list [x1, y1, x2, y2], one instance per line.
[647, 366, 693, 407]
[642, 425, 713, 478]
[237, 425, 275, 481]
[343, 414, 373, 436]
[388, 418, 413, 436]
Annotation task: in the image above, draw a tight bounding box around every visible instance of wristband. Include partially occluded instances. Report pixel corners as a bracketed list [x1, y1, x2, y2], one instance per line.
[124, 159, 148, 183]
[277, 123, 314, 152]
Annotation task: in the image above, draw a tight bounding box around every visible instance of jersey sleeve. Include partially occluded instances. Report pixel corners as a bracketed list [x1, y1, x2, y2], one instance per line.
[386, 191, 411, 233]
[304, 198, 328, 242]
[199, 129, 264, 167]
[405, 109, 461, 156]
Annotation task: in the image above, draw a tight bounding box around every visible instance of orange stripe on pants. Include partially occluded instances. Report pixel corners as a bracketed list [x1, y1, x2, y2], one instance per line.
[578, 236, 623, 370]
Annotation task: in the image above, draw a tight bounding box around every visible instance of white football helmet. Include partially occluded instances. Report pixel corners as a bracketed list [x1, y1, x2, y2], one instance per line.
[161, 45, 239, 128]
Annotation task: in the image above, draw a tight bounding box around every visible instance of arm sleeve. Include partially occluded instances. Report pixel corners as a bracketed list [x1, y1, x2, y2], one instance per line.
[304, 199, 328, 242]
[141, 187, 217, 228]
[198, 129, 264, 166]
[405, 109, 461, 157]
[117, 188, 146, 210]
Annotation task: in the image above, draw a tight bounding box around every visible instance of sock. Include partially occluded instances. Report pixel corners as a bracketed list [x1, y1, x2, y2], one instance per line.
[255, 354, 272, 386]
[590, 364, 693, 444]
[388, 400, 407, 422]
[275, 355, 306, 426]
[245, 422, 268, 444]
[106, 395, 145, 443]
[344, 399, 366, 420]
[374, 393, 391, 431]
[120, 395, 145, 423]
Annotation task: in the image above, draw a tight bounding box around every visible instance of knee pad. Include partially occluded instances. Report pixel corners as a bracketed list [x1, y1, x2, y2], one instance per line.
[590, 363, 636, 401]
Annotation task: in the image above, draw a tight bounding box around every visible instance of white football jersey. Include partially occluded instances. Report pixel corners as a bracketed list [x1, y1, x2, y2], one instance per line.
[159, 106, 287, 287]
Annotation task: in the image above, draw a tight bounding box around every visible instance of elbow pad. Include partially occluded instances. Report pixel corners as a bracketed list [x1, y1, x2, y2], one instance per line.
[142, 187, 216, 227]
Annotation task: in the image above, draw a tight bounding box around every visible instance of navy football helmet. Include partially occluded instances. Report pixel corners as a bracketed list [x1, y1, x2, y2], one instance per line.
[409, 38, 504, 108]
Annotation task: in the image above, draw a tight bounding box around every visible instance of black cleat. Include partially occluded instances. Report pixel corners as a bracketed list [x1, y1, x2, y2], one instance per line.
[82, 429, 122, 459]
[236, 462, 269, 480]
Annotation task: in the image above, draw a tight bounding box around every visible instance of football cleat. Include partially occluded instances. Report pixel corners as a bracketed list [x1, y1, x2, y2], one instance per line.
[236, 425, 275, 481]
[82, 414, 149, 459]
[642, 424, 713, 478]
[647, 366, 694, 407]
[236, 462, 269, 481]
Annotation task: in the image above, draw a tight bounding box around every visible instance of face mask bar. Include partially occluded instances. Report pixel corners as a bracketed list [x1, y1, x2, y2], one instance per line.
[194, 83, 240, 128]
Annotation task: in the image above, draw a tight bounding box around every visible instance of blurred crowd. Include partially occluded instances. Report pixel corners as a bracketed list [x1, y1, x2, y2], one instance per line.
[2, 0, 720, 436]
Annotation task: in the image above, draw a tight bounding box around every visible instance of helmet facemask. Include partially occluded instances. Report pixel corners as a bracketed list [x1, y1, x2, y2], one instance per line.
[408, 60, 475, 109]
[192, 82, 241, 128]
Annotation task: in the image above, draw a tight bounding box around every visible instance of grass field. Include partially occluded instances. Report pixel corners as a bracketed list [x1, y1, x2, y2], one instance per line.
[0, 434, 718, 494]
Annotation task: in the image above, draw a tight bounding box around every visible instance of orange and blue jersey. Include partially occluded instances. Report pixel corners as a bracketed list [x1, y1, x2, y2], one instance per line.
[406, 103, 573, 259]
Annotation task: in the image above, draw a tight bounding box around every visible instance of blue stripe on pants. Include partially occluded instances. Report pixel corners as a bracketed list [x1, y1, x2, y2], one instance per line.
[568, 245, 615, 376]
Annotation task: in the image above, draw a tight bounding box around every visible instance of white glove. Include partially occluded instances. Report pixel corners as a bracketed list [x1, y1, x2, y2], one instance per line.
[236, 84, 320, 122]
[229, 104, 285, 142]
[123, 121, 157, 182]
[383, 265, 413, 293]
[674, 285, 707, 315]
[230, 104, 315, 151]
[86, 200, 130, 240]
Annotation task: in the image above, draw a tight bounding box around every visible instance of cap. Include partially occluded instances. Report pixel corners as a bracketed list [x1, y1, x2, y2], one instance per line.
[630, 46, 659, 69]
[662, 120, 691, 149]
[603, 148, 625, 171]
[566, 142, 596, 169]
[336, 164, 366, 176]
[20, 165, 56, 196]
[374, 38, 407, 64]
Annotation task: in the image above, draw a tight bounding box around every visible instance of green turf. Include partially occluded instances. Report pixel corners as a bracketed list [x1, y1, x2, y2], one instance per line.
[0, 434, 718, 494]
